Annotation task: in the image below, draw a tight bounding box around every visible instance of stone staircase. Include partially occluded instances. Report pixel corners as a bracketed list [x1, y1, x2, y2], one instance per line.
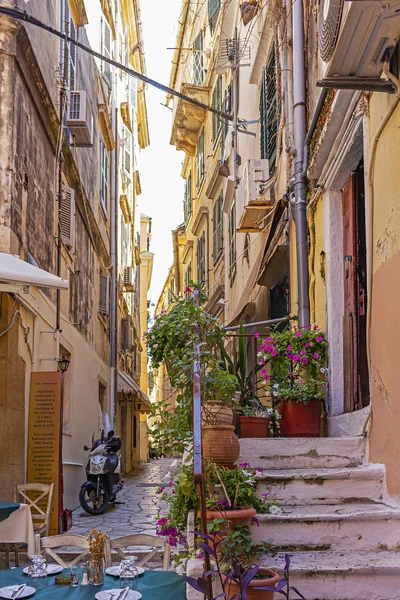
[187, 437, 400, 600]
[240, 437, 400, 599]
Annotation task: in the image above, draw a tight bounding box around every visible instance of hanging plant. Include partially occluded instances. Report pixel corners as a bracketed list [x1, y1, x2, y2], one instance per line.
[240, 1, 259, 26]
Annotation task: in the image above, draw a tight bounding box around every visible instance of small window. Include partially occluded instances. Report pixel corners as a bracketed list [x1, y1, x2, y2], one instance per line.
[208, 0, 221, 36]
[184, 173, 192, 224]
[197, 232, 206, 284]
[193, 31, 204, 85]
[212, 76, 223, 146]
[129, 76, 137, 112]
[229, 202, 236, 284]
[101, 18, 112, 88]
[123, 128, 132, 177]
[213, 193, 224, 264]
[100, 139, 109, 213]
[185, 262, 192, 289]
[196, 129, 205, 191]
[99, 271, 109, 315]
[60, 185, 75, 249]
[260, 45, 279, 168]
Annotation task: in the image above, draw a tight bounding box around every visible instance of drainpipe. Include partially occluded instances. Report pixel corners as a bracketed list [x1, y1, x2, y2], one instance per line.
[110, 3, 119, 427]
[292, 0, 310, 328]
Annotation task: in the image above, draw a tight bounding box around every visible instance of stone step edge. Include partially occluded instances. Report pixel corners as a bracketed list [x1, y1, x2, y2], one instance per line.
[255, 464, 385, 481]
[256, 506, 400, 522]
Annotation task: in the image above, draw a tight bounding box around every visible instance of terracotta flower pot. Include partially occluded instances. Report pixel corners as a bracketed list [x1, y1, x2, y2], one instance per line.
[202, 402, 234, 426]
[239, 416, 270, 438]
[204, 506, 257, 529]
[280, 398, 323, 437]
[202, 425, 240, 465]
[223, 568, 280, 600]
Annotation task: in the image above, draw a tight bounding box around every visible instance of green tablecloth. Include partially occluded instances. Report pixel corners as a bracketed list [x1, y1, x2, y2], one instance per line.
[0, 503, 20, 524]
[0, 569, 186, 600]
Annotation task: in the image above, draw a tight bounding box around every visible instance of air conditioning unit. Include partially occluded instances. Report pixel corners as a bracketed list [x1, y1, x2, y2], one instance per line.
[66, 91, 94, 147]
[319, 0, 400, 91]
[123, 266, 134, 291]
[238, 159, 275, 232]
[243, 159, 271, 206]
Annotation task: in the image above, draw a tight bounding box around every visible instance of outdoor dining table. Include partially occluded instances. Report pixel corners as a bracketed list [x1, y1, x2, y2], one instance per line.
[0, 568, 187, 600]
[0, 503, 35, 556]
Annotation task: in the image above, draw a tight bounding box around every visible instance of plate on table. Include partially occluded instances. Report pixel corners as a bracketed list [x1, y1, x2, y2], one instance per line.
[0, 586, 35, 599]
[95, 590, 142, 600]
[23, 564, 63, 576]
[105, 567, 145, 577]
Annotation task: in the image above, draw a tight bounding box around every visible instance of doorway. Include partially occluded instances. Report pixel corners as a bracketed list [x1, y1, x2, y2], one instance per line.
[342, 161, 370, 411]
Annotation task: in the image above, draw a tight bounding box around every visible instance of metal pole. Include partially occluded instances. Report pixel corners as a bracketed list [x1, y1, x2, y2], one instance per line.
[292, 0, 310, 328]
[224, 315, 297, 331]
[110, 3, 119, 427]
[231, 39, 240, 189]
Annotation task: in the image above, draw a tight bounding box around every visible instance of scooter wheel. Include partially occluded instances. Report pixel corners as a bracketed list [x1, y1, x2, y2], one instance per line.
[79, 486, 110, 515]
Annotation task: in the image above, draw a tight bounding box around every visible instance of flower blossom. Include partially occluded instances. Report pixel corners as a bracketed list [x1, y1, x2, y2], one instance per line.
[269, 505, 283, 515]
[295, 332, 303, 337]
[252, 516, 260, 527]
[316, 336, 323, 342]
[239, 462, 251, 468]
[313, 353, 319, 360]
[254, 332, 260, 338]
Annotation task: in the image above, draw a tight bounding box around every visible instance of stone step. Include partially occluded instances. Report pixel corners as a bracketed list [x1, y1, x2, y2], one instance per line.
[238, 437, 367, 470]
[252, 503, 400, 551]
[256, 464, 386, 504]
[259, 550, 400, 600]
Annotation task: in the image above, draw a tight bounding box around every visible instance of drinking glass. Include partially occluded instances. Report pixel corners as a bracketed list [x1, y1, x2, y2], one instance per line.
[29, 556, 48, 591]
[70, 567, 81, 587]
[119, 558, 138, 591]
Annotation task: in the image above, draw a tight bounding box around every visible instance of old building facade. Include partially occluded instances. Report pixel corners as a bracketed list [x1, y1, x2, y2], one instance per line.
[0, 0, 151, 519]
[163, 0, 400, 498]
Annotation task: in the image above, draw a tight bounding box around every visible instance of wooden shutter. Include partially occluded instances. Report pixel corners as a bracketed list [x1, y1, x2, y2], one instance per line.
[129, 76, 137, 111]
[197, 233, 205, 283]
[123, 129, 132, 176]
[99, 271, 109, 314]
[196, 130, 205, 190]
[213, 195, 223, 264]
[260, 45, 279, 166]
[102, 18, 112, 86]
[208, 0, 221, 35]
[229, 203, 236, 283]
[193, 32, 204, 84]
[100, 140, 108, 212]
[60, 185, 75, 249]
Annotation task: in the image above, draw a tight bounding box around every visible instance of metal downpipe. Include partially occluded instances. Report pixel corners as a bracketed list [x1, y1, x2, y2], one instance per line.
[292, 0, 310, 328]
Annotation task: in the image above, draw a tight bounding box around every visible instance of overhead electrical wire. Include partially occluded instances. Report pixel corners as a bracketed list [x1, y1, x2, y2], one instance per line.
[0, 4, 233, 123]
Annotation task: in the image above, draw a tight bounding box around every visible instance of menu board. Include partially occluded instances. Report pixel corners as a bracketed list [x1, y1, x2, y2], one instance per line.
[27, 372, 62, 535]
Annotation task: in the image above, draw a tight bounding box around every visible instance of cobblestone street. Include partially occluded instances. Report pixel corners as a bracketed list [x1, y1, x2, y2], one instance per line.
[70, 458, 177, 539]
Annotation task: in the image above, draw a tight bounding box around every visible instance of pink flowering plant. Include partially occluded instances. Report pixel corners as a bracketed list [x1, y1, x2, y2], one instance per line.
[258, 325, 328, 404]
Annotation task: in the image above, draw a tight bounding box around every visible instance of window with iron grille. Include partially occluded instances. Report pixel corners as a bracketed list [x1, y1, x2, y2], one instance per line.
[60, 0, 76, 91]
[213, 193, 224, 264]
[197, 233, 206, 284]
[184, 173, 192, 224]
[212, 76, 223, 146]
[208, 0, 221, 36]
[100, 138, 109, 213]
[260, 45, 279, 168]
[196, 129, 205, 191]
[229, 203, 236, 284]
[193, 31, 204, 85]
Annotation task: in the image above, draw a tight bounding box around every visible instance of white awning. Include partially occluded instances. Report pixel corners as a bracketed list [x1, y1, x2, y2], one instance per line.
[117, 370, 151, 410]
[0, 253, 69, 291]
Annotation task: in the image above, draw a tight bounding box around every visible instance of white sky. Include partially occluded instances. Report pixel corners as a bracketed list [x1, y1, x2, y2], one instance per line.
[139, 0, 185, 308]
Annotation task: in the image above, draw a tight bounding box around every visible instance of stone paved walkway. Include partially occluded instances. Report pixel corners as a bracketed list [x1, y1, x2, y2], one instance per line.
[70, 458, 177, 538]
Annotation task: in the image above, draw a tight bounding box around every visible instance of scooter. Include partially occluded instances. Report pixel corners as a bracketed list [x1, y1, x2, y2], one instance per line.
[79, 430, 124, 515]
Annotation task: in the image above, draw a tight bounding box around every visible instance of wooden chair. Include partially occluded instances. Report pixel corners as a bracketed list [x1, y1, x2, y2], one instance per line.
[13, 483, 55, 537]
[37, 534, 90, 568]
[105, 534, 171, 572]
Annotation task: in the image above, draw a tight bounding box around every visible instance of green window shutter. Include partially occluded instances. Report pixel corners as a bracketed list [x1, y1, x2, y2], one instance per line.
[196, 129, 205, 190]
[193, 32, 204, 84]
[213, 194, 223, 264]
[208, 0, 221, 35]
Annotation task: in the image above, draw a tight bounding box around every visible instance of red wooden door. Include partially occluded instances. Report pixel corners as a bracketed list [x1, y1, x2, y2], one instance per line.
[342, 175, 357, 412]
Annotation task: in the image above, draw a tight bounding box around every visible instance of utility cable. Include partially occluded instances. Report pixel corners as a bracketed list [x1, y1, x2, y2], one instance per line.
[0, 5, 234, 123]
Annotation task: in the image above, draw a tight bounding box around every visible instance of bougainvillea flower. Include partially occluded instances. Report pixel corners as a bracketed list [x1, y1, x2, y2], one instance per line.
[295, 332, 303, 337]
[156, 517, 168, 525]
[254, 332, 260, 338]
[316, 336, 323, 342]
[313, 353, 319, 360]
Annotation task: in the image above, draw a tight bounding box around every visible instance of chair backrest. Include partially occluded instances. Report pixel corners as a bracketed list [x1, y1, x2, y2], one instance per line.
[105, 534, 171, 571]
[13, 483, 55, 536]
[37, 534, 90, 568]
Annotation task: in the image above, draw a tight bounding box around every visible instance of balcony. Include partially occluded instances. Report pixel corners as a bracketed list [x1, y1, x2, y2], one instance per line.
[170, 51, 210, 156]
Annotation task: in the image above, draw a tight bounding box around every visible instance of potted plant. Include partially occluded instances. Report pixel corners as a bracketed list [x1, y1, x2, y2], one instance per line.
[258, 326, 328, 437]
[239, 399, 271, 438]
[202, 368, 238, 426]
[185, 535, 305, 600]
[240, 1, 259, 26]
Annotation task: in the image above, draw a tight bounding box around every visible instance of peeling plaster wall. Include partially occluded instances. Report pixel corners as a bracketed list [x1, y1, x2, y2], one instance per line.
[368, 97, 400, 496]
